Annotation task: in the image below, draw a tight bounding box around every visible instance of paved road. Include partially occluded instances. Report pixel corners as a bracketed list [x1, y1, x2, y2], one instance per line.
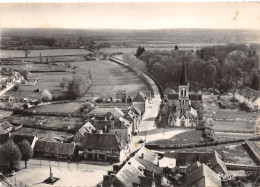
[128, 73, 162, 153]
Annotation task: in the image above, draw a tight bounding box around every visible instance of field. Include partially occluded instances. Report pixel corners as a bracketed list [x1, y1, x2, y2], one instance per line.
[33, 102, 82, 113]
[5, 115, 82, 129]
[71, 60, 149, 100]
[6, 71, 73, 100]
[213, 120, 257, 133]
[0, 49, 91, 58]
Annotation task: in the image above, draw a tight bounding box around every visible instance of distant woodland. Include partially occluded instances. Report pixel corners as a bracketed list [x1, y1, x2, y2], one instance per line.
[138, 44, 260, 92]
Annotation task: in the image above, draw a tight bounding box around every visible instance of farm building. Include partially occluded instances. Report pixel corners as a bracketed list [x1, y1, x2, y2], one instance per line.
[233, 84, 260, 110]
[81, 133, 129, 162]
[34, 141, 78, 160]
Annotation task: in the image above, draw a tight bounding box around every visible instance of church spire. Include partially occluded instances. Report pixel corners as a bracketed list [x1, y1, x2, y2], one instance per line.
[180, 62, 188, 85]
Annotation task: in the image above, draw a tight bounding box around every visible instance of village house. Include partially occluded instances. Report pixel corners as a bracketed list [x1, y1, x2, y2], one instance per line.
[233, 84, 260, 110]
[73, 122, 96, 143]
[163, 150, 229, 177]
[0, 121, 13, 134]
[132, 92, 149, 116]
[101, 147, 173, 187]
[81, 133, 129, 162]
[108, 118, 132, 142]
[184, 161, 222, 187]
[125, 106, 141, 131]
[34, 141, 78, 160]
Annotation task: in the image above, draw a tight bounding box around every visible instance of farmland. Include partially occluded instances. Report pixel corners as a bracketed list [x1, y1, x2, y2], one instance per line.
[70, 60, 149, 100]
[6, 71, 73, 100]
[0, 49, 91, 58]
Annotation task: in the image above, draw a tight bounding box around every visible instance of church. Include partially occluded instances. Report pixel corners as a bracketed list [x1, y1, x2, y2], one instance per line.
[166, 63, 198, 128]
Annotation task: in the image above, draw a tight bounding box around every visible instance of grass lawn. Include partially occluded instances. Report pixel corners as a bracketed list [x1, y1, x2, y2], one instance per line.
[215, 132, 255, 141]
[213, 120, 256, 133]
[71, 60, 149, 99]
[33, 102, 82, 113]
[149, 129, 205, 145]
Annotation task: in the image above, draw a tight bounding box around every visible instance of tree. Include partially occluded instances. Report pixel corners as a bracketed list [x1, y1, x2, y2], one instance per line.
[18, 69, 29, 80]
[18, 140, 33, 168]
[136, 47, 146, 57]
[41, 89, 52, 102]
[23, 46, 31, 58]
[175, 45, 179, 50]
[60, 77, 69, 89]
[67, 72, 92, 99]
[251, 73, 259, 91]
[0, 140, 21, 170]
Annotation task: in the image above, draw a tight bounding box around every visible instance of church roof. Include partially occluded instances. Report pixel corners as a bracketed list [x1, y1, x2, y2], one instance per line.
[180, 62, 188, 85]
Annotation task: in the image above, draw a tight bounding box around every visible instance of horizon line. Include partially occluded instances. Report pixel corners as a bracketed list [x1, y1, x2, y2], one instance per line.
[2, 27, 260, 31]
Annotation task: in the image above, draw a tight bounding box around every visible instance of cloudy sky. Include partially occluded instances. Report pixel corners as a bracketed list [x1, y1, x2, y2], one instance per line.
[1, 2, 260, 29]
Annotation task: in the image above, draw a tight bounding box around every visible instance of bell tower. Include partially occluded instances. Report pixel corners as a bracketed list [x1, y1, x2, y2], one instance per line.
[178, 62, 191, 115]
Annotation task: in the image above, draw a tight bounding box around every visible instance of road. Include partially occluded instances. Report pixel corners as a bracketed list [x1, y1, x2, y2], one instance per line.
[128, 73, 162, 152]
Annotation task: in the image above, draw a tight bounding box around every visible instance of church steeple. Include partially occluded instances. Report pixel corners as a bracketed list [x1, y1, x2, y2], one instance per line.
[180, 62, 188, 85]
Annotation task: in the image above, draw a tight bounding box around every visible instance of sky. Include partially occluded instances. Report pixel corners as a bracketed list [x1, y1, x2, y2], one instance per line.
[0, 2, 260, 29]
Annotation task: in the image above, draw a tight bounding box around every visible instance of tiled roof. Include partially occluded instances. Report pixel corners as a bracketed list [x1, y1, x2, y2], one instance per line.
[185, 163, 221, 187]
[81, 133, 127, 151]
[0, 121, 12, 130]
[235, 84, 260, 102]
[133, 147, 162, 174]
[34, 141, 76, 156]
[164, 151, 228, 175]
[116, 159, 144, 186]
[83, 122, 96, 132]
[133, 92, 147, 103]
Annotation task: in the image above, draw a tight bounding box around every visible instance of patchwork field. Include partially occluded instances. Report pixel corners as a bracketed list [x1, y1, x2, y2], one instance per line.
[0, 49, 91, 58]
